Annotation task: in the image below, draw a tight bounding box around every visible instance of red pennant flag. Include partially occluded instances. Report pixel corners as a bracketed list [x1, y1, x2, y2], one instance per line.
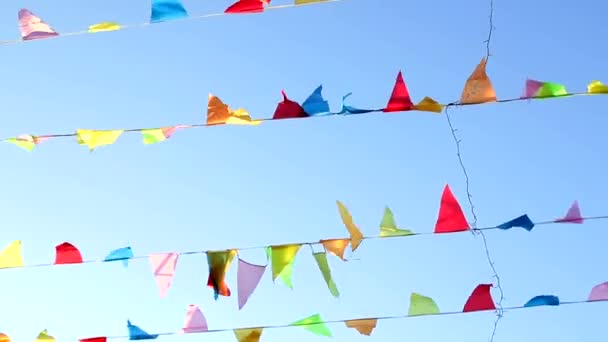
[272, 90, 308, 119]
[80, 338, 107, 342]
[383, 71, 413, 112]
[55, 242, 84, 264]
[463, 284, 496, 312]
[225, 0, 268, 13]
[434, 184, 470, 233]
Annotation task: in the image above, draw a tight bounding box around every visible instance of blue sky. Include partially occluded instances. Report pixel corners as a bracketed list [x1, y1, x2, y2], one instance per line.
[0, 0, 605, 341]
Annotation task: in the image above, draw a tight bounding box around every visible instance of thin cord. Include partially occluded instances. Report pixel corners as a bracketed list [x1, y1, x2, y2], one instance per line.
[7, 214, 608, 270]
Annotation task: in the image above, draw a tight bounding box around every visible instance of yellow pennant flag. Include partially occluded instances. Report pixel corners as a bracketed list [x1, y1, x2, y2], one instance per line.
[207, 249, 238, 298]
[587, 80, 608, 94]
[295, 0, 328, 4]
[226, 109, 263, 125]
[88, 22, 121, 33]
[0, 240, 24, 269]
[233, 328, 263, 342]
[270, 244, 301, 285]
[413, 96, 444, 113]
[460, 58, 497, 104]
[76, 129, 124, 151]
[345, 319, 377, 336]
[0, 333, 10, 342]
[34, 330, 54, 342]
[320, 239, 349, 260]
[336, 201, 364, 251]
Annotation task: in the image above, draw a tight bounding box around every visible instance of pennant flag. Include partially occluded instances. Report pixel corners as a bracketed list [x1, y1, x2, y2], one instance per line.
[35, 330, 55, 342]
[272, 90, 308, 119]
[180, 305, 208, 333]
[104, 246, 133, 267]
[413, 96, 444, 113]
[270, 244, 301, 287]
[434, 184, 470, 233]
[408, 292, 440, 316]
[89, 22, 121, 33]
[460, 58, 496, 104]
[313, 252, 340, 297]
[80, 338, 106, 342]
[302, 85, 330, 115]
[380, 207, 413, 237]
[289, 314, 333, 337]
[54, 242, 83, 264]
[497, 214, 535, 231]
[141, 129, 167, 144]
[463, 284, 496, 312]
[76, 129, 124, 151]
[0, 334, 9, 342]
[207, 249, 238, 299]
[148, 253, 179, 298]
[555, 200, 583, 224]
[338, 93, 375, 114]
[524, 295, 560, 307]
[336, 201, 364, 251]
[344, 319, 377, 336]
[127, 320, 158, 340]
[384, 71, 413, 112]
[0, 240, 24, 269]
[5, 134, 44, 151]
[150, 0, 188, 23]
[225, 109, 262, 125]
[225, 0, 269, 13]
[296, 0, 328, 3]
[588, 80, 608, 94]
[233, 328, 263, 342]
[588, 282, 608, 301]
[320, 239, 349, 260]
[523, 79, 568, 99]
[18, 9, 58, 41]
[237, 258, 266, 310]
[207, 95, 261, 125]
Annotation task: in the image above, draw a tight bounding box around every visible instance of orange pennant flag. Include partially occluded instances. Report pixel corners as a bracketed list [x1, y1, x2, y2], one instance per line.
[336, 201, 364, 251]
[207, 94, 232, 125]
[460, 58, 497, 104]
[345, 319, 377, 336]
[320, 239, 349, 260]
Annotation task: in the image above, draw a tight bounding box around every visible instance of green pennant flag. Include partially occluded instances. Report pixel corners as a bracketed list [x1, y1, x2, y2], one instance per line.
[380, 207, 413, 237]
[289, 313, 332, 337]
[408, 292, 440, 316]
[141, 129, 167, 144]
[313, 252, 340, 298]
[6, 138, 35, 151]
[536, 82, 568, 98]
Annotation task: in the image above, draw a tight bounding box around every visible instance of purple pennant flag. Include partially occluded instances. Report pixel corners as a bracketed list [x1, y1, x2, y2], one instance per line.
[522, 79, 543, 99]
[588, 282, 608, 301]
[237, 258, 266, 310]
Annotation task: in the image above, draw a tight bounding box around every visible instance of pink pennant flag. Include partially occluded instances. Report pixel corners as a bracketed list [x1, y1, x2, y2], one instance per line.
[555, 200, 583, 224]
[237, 258, 266, 310]
[180, 305, 208, 333]
[18, 9, 59, 41]
[162, 125, 188, 139]
[588, 282, 608, 301]
[148, 253, 179, 298]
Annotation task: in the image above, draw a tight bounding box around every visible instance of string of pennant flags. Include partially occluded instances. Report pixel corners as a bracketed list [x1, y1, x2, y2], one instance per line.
[4, 60, 608, 152]
[13, 282, 608, 342]
[6, 0, 339, 46]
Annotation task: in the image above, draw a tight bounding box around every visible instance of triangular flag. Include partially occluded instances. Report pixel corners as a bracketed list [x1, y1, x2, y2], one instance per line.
[384, 71, 413, 112]
[413, 96, 444, 113]
[272, 90, 308, 119]
[302, 85, 330, 115]
[463, 284, 496, 312]
[233, 328, 263, 342]
[588, 282, 608, 301]
[336, 201, 364, 251]
[320, 239, 349, 260]
[0, 333, 9, 342]
[408, 292, 440, 316]
[344, 319, 377, 336]
[35, 330, 54, 342]
[180, 305, 208, 333]
[6, 134, 42, 151]
[237, 258, 266, 309]
[79, 338, 106, 342]
[148, 253, 179, 298]
[225, 109, 262, 125]
[460, 58, 496, 104]
[270, 244, 301, 287]
[380, 207, 413, 237]
[338, 93, 375, 114]
[523, 79, 567, 98]
[289, 314, 333, 337]
[89, 22, 121, 33]
[225, 0, 268, 13]
[18, 9, 58, 41]
[524, 295, 559, 307]
[0, 240, 24, 269]
[555, 200, 583, 224]
[313, 252, 339, 297]
[434, 184, 470, 233]
[207, 94, 233, 125]
[127, 320, 158, 340]
[295, 0, 327, 3]
[54, 242, 83, 264]
[588, 80, 608, 94]
[141, 129, 167, 144]
[497, 214, 534, 231]
[104, 246, 133, 267]
[207, 250, 238, 299]
[76, 129, 123, 151]
[150, 0, 188, 23]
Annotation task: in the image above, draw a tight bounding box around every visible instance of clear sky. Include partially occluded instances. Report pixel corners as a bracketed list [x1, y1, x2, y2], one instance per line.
[0, 0, 606, 341]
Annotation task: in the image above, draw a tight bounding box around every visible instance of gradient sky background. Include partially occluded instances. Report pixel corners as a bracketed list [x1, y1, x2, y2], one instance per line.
[0, 0, 606, 341]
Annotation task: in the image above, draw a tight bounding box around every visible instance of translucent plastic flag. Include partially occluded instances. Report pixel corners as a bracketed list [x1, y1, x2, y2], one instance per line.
[555, 200, 583, 224]
[336, 201, 364, 251]
[523, 79, 568, 99]
[273, 90, 308, 119]
[237, 258, 266, 309]
[233, 328, 263, 342]
[588, 80, 608, 94]
[588, 282, 608, 301]
[104, 246, 133, 267]
[225, 109, 262, 125]
[207, 249, 238, 299]
[289, 314, 332, 337]
[434, 184, 470, 233]
[313, 252, 339, 297]
[79, 338, 106, 342]
[5, 134, 41, 151]
[338, 93, 375, 114]
[141, 129, 167, 144]
[149, 253, 179, 297]
[497, 214, 534, 231]
[380, 207, 413, 237]
[0, 333, 9, 342]
[18, 9, 58, 41]
[384, 71, 413, 112]
[302, 85, 330, 115]
[408, 292, 440, 316]
[0, 240, 24, 269]
[150, 0, 188, 23]
[413, 96, 444, 113]
[180, 305, 208, 333]
[127, 320, 158, 340]
[89, 22, 121, 33]
[296, 0, 327, 3]
[463, 284, 496, 312]
[77, 129, 124, 151]
[225, 0, 268, 13]
[54, 242, 83, 264]
[35, 330, 54, 342]
[320, 239, 349, 260]
[345, 319, 377, 336]
[460, 58, 496, 104]
[524, 295, 559, 307]
[270, 244, 301, 288]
